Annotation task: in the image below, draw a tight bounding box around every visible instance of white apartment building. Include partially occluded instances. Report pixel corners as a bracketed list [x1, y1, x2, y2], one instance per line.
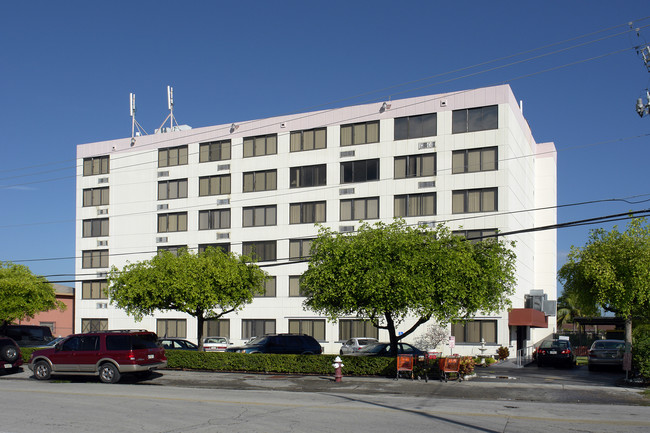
[75, 84, 557, 356]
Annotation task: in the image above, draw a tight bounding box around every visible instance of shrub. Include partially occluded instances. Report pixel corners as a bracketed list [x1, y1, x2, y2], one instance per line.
[497, 346, 509, 360]
[484, 356, 497, 365]
[458, 356, 475, 376]
[632, 325, 650, 382]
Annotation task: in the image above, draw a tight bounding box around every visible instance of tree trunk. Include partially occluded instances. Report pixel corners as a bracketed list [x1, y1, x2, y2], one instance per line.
[384, 313, 398, 355]
[196, 310, 205, 351]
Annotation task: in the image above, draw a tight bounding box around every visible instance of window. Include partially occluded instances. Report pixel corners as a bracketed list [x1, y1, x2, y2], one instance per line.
[61, 335, 99, 351]
[338, 319, 379, 340]
[255, 277, 276, 297]
[289, 201, 326, 224]
[452, 147, 498, 174]
[452, 188, 498, 214]
[81, 319, 108, 333]
[158, 145, 188, 167]
[394, 154, 436, 179]
[290, 164, 327, 188]
[157, 319, 187, 338]
[242, 241, 277, 262]
[451, 320, 497, 343]
[157, 245, 188, 256]
[158, 212, 188, 232]
[199, 139, 231, 162]
[199, 174, 231, 196]
[198, 243, 230, 254]
[83, 187, 109, 207]
[394, 113, 437, 140]
[289, 239, 312, 261]
[289, 276, 305, 297]
[453, 229, 498, 243]
[203, 319, 230, 338]
[82, 280, 108, 299]
[243, 170, 277, 192]
[290, 127, 327, 152]
[199, 209, 231, 230]
[241, 319, 275, 340]
[289, 319, 326, 341]
[158, 179, 188, 200]
[82, 250, 108, 268]
[452, 105, 498, 134]
[340, 159, 379, 183]
[243, 134, 277, 157]
[242, 205, 276, 227]
[340, 197, 379, 221]
[83, 156, 109, 176]
[394, 193, 436, 217]
[83, 218, 109, 237]
[340, 121, 379, 146]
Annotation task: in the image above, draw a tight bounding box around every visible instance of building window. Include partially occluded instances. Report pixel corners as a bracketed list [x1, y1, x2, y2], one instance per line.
[83, 156, 109, 176]
[157, 245, 188, 256]
[83, 187, 109, 207]
[289, 239, 312, 261]
[158, 179, 188, 200]
[83, 218, 109, 238]
[452, 188, 498, 214]
[82, 280, 108, 299]
[340, 197, 379, 221]
[158, 212, 188, 232]
[290, 164, 327, 188]
[289, 319, 326, 341]
[452, 105, 498, 134]
[243, 134, 277, 157]
[203, 319, 230, 338]
[242, 205, 276, 227]
[451, 320, 497, 343]
[340, 121, 379, 146]
[157, 319, 187, 338]
[81, 319, 108, 333]
[453, 229, 498, 243]
[158, 145, 188, 167]
[243, 170, 277, 192]
[82, 250, 109, 269]
[289, 201, 326, 224]
[241, 319, 276, 340]
[199, 174, 231, 196]
[255, 277, 276, 297]
[289, 276, 305, 297]
[198, 243, 230, 254]
[452, 147, 498, 174]
[394, 113, 437, 140]
[338, 319, 379, 340]
[290, 127, 327, 152]
[340, 159, 379, 184]
[394, 154, 436, 179]
[199, 139, 231, 162]
[199, 209, 231, 230]
[242, 241, 277, 262]
[394, 193, 436, 217]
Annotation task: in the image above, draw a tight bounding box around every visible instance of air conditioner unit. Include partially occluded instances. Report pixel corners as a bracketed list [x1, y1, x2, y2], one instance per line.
[542, 300, 557, 316]
[418, 181, 435, 189]
[218, 164, 230, 171]
[339, 226, 355, 233]
[216, 232, 230, 240]
[339, 188, 355, 195]
[340, 151, 355, 158]
[418, 141, 435, 150]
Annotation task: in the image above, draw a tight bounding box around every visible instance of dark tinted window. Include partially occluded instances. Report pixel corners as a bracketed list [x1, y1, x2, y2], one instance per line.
[61, 336, 100, 351]
[131, 334, 159, 349]
[106, 335, 131, 351]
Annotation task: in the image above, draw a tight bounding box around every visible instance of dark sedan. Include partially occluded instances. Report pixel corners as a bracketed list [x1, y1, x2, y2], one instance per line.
[588, 339, 625, 371]
[536, 338, 576, 368]
[346, 342, 425, 357]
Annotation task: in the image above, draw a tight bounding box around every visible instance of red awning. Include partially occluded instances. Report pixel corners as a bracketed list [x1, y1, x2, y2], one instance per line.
[508, 308, 548, 328]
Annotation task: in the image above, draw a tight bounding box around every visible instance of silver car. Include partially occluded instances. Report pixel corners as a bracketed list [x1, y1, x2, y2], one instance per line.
[340, 337, 378, 355]
[588, 339, 625, 371]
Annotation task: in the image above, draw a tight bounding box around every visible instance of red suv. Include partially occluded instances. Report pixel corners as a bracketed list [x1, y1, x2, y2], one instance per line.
[29, 330, 166, 383]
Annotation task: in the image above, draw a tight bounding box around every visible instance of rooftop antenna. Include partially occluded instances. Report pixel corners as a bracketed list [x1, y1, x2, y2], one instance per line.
[129, 93, 148, 146]
[157, 85, 179, 133]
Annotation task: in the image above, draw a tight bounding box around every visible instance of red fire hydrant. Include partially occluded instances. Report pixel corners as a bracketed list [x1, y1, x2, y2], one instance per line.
[332, 356, 344, 382]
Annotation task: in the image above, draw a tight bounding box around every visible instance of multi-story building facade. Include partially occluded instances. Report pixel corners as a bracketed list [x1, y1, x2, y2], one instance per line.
[75, 84, 557, 356]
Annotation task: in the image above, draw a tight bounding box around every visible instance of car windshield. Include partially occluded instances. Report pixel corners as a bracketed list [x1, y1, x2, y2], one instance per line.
[205, 338, 227, 344]
[246, 336, 267, 346]
[539, 340, 569, 349]
[357, 339, 376, 345]
[359, 343, 388, 353]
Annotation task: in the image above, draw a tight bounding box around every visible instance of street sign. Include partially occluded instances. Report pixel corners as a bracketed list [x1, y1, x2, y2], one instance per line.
[449, 336, 455, 349]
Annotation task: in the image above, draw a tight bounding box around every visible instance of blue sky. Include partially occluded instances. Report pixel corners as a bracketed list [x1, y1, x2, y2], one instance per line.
[1, 1, 649, 295]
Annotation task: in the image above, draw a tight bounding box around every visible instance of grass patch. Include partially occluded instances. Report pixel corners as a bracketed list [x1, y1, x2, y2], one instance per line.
[576, 356, 588, 366]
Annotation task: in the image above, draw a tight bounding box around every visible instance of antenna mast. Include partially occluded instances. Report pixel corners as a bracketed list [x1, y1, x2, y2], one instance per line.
[157, 85, 179, 133]
[129, 93, 148, 145]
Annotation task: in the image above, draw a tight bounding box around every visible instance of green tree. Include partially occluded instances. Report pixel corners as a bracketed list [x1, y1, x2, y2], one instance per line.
[108, 247, 267, 350]
[556, 291, 599, 332]
[0, 261, 65, 327]
[300, 220, 517, 353]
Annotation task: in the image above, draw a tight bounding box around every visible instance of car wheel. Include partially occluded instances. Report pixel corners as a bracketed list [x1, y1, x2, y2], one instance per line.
[33, 360, 52, 380]
[98, 363, 121, 384]
[0, 345, 19, 363]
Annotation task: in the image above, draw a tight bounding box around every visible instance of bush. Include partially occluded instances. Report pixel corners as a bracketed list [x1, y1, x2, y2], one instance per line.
[633, 325, 650, 382]
[458, 356, 475, 376]
[484, 356, 497, 366]
[497, 346, 509, 360]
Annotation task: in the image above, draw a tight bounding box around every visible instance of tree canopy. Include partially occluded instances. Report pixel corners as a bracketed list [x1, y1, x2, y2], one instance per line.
[108, 247, 267, 349]
[300, 220, 517, 352]
[0, 261, 65, 327]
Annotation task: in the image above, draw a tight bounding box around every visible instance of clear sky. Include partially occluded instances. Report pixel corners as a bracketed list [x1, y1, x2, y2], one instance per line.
[1, 1, 649, 295]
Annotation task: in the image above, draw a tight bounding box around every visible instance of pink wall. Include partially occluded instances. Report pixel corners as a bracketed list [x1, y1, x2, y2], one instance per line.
[19, 293, 75, 337]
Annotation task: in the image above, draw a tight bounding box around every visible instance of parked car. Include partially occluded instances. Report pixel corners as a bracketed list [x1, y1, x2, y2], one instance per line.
[29, 330, 166, 383]
[159, 338, 199, 351]
[536, 338, 576, 368]
[588, 339, 625, 371]
[0, 337, 23, 373]
[0, 324, 54, 347]
[202, 336, 230, 352]
[346, 342, 426, 357]
[340, 337, 378, 355]
[226, 334, 323, 354]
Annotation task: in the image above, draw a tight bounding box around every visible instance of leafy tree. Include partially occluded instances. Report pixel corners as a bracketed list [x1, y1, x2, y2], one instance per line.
[300, 220, 517, 354]
[108, 247, 267, 350]
[556, 290, 599, 333]
[0, 261, 65, 327]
